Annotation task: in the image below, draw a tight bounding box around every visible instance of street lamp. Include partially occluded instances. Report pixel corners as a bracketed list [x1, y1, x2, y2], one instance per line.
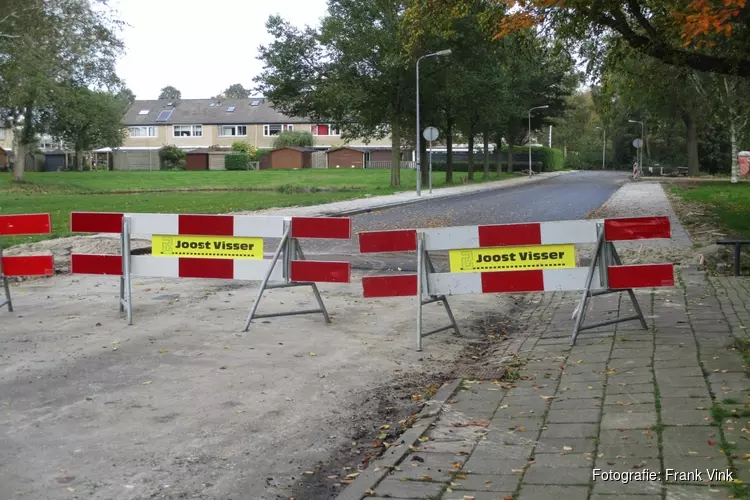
[629, 119, 644, 172]
[596, 126, 606, 170]
[416, 49, 452, 196]
[528, 105, 549, 178]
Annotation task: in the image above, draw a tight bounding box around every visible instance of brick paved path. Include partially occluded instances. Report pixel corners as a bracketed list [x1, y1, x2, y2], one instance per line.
[339, 268, 750, 500]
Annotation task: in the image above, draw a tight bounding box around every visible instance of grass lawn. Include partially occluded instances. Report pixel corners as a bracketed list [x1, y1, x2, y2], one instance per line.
[2, 169, 514, 246]
[671, 181, 750, 237]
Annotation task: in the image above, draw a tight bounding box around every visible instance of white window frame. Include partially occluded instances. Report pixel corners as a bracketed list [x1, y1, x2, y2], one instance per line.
[138, 109, 150, 115]
[263, 124, 294, 137]
[173, 125, 203, 138]
[312, 124, 340, 136]
[128, 126, 157, 138]
[219, 125, 248, 137]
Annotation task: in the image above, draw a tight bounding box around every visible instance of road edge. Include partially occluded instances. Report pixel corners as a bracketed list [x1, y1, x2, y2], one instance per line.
[322, 170, 573, 217]
[334, 378, 463, 500]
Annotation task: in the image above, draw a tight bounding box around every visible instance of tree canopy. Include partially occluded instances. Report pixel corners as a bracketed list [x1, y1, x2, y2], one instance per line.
[223, 84, 251, 99]
[158, 86, 182, 100]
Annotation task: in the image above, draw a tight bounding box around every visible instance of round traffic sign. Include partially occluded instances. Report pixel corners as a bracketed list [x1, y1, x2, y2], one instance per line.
[633, 138, 643, 148]
[423, 126, 439, 142]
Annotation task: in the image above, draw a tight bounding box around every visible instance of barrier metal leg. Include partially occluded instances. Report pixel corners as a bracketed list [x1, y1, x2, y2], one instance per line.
[120, 216, 133, 325]
[571, 230, 604, 346]
[610, 243, 648, 330]
[416, 232, 425, 352]
[294, 239, 331, 324]
[416, 238, 461, 351]
[0, 244, 12, 312]
[425, 251, 460, 337]
[243, 227, 290, 332]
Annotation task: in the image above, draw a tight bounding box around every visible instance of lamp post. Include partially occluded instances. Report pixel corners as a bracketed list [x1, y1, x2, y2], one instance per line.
[596, 126, 606, 170]
[629, 119, 644, 172]
[416, 49, 451, 196]
[528, 105, 549, 178]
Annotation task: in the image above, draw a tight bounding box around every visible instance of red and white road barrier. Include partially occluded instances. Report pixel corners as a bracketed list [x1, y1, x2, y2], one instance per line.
[70, 212, 351, 328]
[358, 217, 675, 350]
[1, 213, 55, 312]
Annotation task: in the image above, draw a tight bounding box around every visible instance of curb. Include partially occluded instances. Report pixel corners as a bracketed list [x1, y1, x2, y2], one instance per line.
[322, 171, 572, 217]
[334, 378, 463, 500]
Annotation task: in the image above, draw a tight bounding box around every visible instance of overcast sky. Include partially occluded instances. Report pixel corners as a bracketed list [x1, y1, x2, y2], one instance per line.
[111, 0, 328, 100]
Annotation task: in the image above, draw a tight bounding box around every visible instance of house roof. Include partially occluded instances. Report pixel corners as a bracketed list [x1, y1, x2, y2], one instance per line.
[326, 146, 366, 154]
[124, 98, 313, 126]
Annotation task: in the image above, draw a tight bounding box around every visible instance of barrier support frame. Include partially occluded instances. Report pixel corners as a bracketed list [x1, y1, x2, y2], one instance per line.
[119, 216, 133, 325]
[0, 242, 12, 312]
[242, 222, 332, 332]
[416, 232, 461, 352]
[570, 224, 648, 346]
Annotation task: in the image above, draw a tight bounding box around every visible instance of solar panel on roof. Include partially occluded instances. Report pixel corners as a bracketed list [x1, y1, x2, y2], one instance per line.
[156, 110, 173, 122]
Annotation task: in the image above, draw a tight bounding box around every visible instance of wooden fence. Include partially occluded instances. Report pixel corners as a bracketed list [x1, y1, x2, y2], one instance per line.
[364, 160, 416, 170]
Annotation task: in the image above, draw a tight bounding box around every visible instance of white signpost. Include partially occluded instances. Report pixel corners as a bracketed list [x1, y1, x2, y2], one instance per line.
[423, 127, 439, 194]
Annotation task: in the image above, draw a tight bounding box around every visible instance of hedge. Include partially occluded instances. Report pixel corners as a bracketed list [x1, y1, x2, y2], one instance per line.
[429, 146, 564, 173]
[225, 153, 251, 170]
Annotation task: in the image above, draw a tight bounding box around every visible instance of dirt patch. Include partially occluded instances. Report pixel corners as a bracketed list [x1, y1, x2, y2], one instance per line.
[286, 307, 524, 500]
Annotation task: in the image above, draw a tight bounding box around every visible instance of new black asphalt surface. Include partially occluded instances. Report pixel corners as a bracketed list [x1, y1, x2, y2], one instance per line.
[297, 170, 630, 272]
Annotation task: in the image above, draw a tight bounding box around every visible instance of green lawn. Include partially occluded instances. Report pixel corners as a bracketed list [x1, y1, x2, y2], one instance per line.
[2, 169, 515, 246]
[671, 182, 750, 237]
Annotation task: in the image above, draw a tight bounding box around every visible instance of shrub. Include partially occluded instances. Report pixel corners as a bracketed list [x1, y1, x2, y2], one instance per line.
[225, 152, 251, 170]
[158, 145, 186, 170]
[231, 141, 258, 158]
[272, 131, 314, 148]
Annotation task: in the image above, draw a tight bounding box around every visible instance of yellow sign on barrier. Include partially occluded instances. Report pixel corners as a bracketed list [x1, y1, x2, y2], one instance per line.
[152, 235, 264, 260]
[449, 244, 576, 273]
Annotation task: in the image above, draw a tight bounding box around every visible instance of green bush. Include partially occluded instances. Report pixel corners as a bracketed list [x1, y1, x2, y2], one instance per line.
[272, 131, 314, 148]
[231, 141, 258, 158]
[225, 153, 251, 170]
[158, 145, 186, 170]
[532, 146, 564, 171]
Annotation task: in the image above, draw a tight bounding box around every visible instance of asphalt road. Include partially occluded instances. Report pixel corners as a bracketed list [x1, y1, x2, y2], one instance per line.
[296, 170, 629, 271]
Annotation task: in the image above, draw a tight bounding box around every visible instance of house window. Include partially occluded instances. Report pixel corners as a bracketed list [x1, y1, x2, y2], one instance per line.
[173, 125, 203, 137]
[312, 124, 340, 136]
[219, 125, 247, 137]
[263, 124, 294, 136]
[129, 126, 157, 138]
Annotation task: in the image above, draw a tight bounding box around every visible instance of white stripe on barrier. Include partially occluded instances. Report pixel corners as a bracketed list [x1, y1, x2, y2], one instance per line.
[423, 226, 479, 251]
[233, 216, 287, 238]
[127, 256, 284, 281]
[130, 213, 178, 235]
[425, 268, 603, 295]
[539, 220, 600, 245]
[234, 260, 284, 281]
[541, 268, 600, 291]
[125, 213, 288, 238]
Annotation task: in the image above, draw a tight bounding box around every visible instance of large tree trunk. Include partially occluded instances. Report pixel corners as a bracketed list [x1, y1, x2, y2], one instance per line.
[682, 110, 700, 177]
[446, 116, 454, 184]
[467, 129, 475, 181]
[482, 127, 490, 181]
[390, 122, 401, 187]
[730, 116, 739, 183]
[13, 141, 27, 181]
[507, 136, 514, 173]
[495, 133, 503, 175]
[76, 148, 84, 171]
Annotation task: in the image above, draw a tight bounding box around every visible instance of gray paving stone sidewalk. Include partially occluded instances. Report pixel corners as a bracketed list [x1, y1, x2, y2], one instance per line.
[340, 268, 750, 500]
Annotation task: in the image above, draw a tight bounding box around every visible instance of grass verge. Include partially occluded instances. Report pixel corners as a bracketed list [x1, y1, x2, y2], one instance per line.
[670, 182, 750, 237]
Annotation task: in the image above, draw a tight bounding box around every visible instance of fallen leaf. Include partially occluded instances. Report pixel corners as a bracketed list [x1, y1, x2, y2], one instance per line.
[418, 436, 429, 442]
[158, 349, 168, 354]
[540, 395, 554, 400]
[688, 451, 698, 455]
[422, 475, 432, 481]
[309, 352, 316, 356]
[378, 433, 387, 439]
[517, 426, 527, 432]
[499, 404, 509, 409]
[576, 360, 583, 364]
[452, 462, 462, 468]
[344, 472, 360, 479]
[456, 473, 467, 479]
[511, 468, 524, 473]
[708, 440, 715, 446]
[562, 446, 573, 451]
[303, 471, 314, 475]
[142, 381, 152, 385]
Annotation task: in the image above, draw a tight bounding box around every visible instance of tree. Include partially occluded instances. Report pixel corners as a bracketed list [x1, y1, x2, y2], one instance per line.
[223, 84, 251, 99]
[255, 2, 418, 188]
[158, 86, 181, 100]
[404, 0, 750, 78]
[48, 85, 128, 170]
[117, 88, 136, 106]
[0, 0, 124, 181]
[272, 131, 314, 148]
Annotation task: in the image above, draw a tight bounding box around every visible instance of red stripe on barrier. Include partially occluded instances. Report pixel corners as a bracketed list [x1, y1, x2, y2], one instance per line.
[178, 258, 234, 279]
[71, 212, 124, 233]
[71, 254, 122, 275]
[291, 217, 351, 239]
[481, 270, 545, 293]
[604, 217, 671, 241]
[362, 275, 418, 297]
[608, 264, 674, 289]
[2, 256, 54, 276]
[478, 223, 542, 247]
[0, 214, 51, 236]
[178, 214, 234, 236]
[290, 261, 350, 283]
[359, 230, 417, 253]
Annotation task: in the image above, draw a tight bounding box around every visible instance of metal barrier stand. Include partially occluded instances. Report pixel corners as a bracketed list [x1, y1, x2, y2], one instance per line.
[416, 232, 461, 351]
[119, 216, 133, 325]
[0, 241, 13, 312]
[242, 222, 331, 332]
[570, 223, 648, 346]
